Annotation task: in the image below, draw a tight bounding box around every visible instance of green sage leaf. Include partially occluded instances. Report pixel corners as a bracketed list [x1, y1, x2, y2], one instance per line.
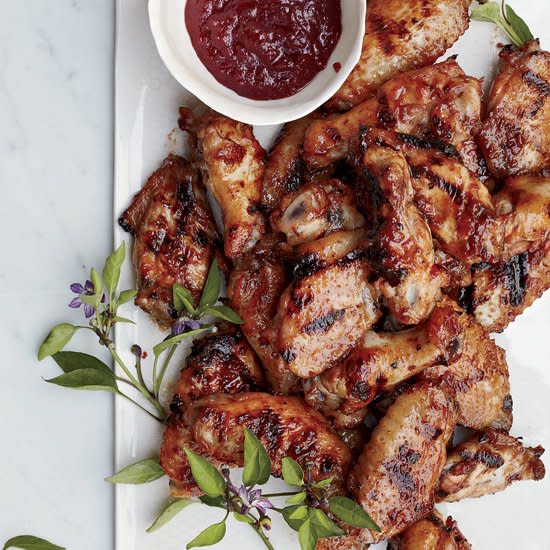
[153, 327, 212, 356]
[312, 476, 334, 489]
[242, 427, 271, 486]
[504, 3, 534, 43]
[328, 496, 380, 531]
[184, 449, 226, 497]
[146, 498, 193, 532]
[199, 259, 221, 310]
[103, 241, 126, 297]
[52, 351, 112, 375]
[173, 284, 196, 315]
[309, 508, 345, 538]
[202, 305, 243, 325]
[298, 519, 317, 550]
[45, 368, 117, 392]
[286, 491, 306, 505]
[88, 267, 104, 305]
[186, 519, 226, 549]
[281, 457, 304, 487]
[105, 458, 165, 484]
[281, 505, 309, 532]
[112, 316, 135, 324]
[38, 323, 77, 360]
[199, 495, 226, 508]
[118, 289, 137, 306]
[3, 536, 65, 550]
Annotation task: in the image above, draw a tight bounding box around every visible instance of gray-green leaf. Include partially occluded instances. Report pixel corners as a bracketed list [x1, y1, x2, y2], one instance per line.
[309, 508, 345, 539]
[312, 476, 334, 490]
[233, 512, 254, 524]
[38, 324, 77, 360]
[146, 498, 193, 532]
[298, 519, 317, 550]
[52, 351, 112, 375]
[153, 327, 211, 356]
[328, 496, 380, 531]
[199, 259, 221, 310]
[87, 267, 104, 305]
[242, 427, 271, 486]
[184, 449, 226, 497]
[103, 241, 126, 297]
[281, 505, 309, 532]
[186, 519, 227, 549]
[173, 284, 196, 315]
[118, 289, 137, 306]
[45, 368, 117, 392]
[281, 457, 304, 487]
[3, 536, 65, 550]
[105, 458, 165, 484]
[202, 305, 243, 325]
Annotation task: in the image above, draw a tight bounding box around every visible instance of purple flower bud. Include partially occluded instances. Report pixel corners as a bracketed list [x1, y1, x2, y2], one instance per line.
[171, 317, 202, 336]
[131, 345, 142, 358]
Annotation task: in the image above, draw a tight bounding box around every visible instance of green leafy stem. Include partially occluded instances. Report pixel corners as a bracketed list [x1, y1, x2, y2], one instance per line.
[107, 428, 380, 550]
[37, 243, 242, 423]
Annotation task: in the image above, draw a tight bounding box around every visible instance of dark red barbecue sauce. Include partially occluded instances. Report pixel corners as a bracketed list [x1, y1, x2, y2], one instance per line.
[185, 0, 342, 100]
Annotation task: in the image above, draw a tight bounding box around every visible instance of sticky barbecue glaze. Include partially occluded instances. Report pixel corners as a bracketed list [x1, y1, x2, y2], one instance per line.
[185, 0, 342, 100]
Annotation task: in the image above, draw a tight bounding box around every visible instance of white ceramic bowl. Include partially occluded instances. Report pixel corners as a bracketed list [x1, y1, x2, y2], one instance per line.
[148, 0, 366, 126]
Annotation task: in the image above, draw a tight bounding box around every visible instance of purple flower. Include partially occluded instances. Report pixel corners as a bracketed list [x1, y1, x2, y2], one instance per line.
[171, 317, 202, 336]
[222, 468, 273, 517]
[68, 280, 104, 318]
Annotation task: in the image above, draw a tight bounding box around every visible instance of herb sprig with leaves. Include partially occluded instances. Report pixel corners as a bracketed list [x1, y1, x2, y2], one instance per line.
[108, 429, 379, 550]
[37, 244, 242, 423]
[472, 1, 534, 47]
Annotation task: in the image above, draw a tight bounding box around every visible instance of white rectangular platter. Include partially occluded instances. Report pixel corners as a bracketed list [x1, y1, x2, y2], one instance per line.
[114, 1, 550, 548]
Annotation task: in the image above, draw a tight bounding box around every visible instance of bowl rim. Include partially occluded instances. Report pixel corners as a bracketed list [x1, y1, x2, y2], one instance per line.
[148, 0, 366, 126]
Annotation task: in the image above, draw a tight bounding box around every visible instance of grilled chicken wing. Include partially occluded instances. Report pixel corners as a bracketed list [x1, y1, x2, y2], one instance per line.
[119, 155, 221, 327]
[226, 236, 299, 394]
[477, 40, 550, 178]
[162, 393, 352, 497]
[169, 325, 265, 416]
[269, 230, 380, 379]
[437, 429, 545, 502]
[420, 306, 512, 431]
[304, 305, 463, 428]
[196, 111, 267, 259]
[493, 175, 550, 259]
[270, 178, 365, 246]
[347, 382, 456, 544]
[262, 112, 321, 212]
[388, 511, 472, 550]
[327, 0, 470, 111]
[305, 60, 483, 174]
[361, 128, 503, 264]
[357, 145, 446, 324]
[464, 237, 550, 332]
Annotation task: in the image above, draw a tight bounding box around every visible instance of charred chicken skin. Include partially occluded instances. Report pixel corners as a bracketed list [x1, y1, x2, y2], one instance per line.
[196, 111, 267, 260]
[356, 145, 446, 325]
[226, 236, 299, 394]
[270, 230, 380, 379]
[119, 155, 221, 327]
[388, 511, 472, 550]
[270, 178, 365, 247]
[420, 303, 512, 431]
[477, 40, 550, 178]
[304, 305, 463, 428]
[304, 60, 483, 175]
[438, 429, 545, 502]
[169, 325, 265, 415]
[162, 393, 352, 497]
[346, 382, 456, 544]
[327, 0, 471, 111]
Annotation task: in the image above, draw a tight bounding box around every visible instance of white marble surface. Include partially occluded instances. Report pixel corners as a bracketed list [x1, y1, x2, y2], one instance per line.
[0, 2, 114, 548]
